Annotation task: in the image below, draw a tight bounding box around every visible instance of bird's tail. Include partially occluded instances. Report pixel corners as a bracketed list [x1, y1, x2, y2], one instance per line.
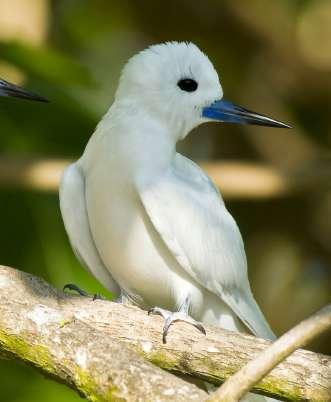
[200, 292, 279, 402]
[221, 288, 276, 341]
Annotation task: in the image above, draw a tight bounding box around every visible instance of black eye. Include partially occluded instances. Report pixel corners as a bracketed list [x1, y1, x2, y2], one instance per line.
[177, 78, 198, 92]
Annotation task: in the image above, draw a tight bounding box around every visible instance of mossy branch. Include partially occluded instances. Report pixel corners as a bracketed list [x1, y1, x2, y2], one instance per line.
[0, 265, 330, 401]
[0, 266, 207, 401]
[207, 304, 331, 402]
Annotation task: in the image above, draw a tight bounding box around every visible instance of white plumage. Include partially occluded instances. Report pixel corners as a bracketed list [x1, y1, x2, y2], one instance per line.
[60, 42, 289, 401]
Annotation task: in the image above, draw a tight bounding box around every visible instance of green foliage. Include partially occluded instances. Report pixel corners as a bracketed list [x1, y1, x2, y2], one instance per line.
[0, 41, 95, 87]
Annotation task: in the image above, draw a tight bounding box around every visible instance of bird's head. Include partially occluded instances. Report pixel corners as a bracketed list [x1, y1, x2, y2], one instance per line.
[115, 42, 290, 139]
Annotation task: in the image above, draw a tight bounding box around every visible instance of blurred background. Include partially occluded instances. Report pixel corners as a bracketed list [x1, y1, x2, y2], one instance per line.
[0, 0, 330, 401]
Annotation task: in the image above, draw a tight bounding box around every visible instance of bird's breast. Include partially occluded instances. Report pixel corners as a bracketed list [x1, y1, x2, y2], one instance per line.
[83, 163, 194, 309]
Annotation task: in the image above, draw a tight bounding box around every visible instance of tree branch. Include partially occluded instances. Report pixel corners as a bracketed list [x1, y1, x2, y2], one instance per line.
[0, 265, 330, 401]
[0, 265, 207, 401]
[207, 304, 331, 402]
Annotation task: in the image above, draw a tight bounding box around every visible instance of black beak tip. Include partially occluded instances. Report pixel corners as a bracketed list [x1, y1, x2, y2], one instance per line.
[0, 79, 49, 103]
[255, 116, 292, 129]
[33, 95, 50, 103]
[11, 92, 50, 103]
[250, 119, 292, 129]
[274, 121, 292, 129]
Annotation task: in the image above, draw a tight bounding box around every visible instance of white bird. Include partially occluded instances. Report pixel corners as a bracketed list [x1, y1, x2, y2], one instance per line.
[60, 42, 289, 401]
[0, 78, 47, 102]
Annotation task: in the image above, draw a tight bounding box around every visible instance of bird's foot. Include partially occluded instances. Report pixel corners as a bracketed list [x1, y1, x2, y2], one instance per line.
[148, 306, 206, 343]
[63, 283, 104, 301]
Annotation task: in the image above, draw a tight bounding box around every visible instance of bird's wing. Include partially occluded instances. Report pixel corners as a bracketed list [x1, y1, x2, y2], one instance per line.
[137, 154, 275, 340]
[59, 162, 120, 297]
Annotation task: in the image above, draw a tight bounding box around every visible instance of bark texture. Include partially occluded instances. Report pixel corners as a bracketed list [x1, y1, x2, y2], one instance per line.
[208, 304, 331, 402]
[0, 265, 330, 401]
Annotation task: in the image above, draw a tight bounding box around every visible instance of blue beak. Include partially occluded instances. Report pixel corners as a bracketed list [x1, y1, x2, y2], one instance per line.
[202, 99, 291, 128]
[0, 79, 48, 102]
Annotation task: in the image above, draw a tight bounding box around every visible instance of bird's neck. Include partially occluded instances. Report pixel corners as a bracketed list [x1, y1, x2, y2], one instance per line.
[82, 102, 178, 180]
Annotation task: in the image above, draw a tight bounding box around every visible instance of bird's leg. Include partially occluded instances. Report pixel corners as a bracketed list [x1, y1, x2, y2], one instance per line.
[111, 292, 130, 304]
[148, 295, 206, 343]
[63, 283, 104, 300]
[113, 291, 136, 305]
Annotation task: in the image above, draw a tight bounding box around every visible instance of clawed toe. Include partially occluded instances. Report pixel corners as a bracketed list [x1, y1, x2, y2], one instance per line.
[148, 307, 206, 343]
[148, 306, 169, 320]
[92, 293, 104, 300]
[63, 283, 104, 301]
[63, 283, 89, 297]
